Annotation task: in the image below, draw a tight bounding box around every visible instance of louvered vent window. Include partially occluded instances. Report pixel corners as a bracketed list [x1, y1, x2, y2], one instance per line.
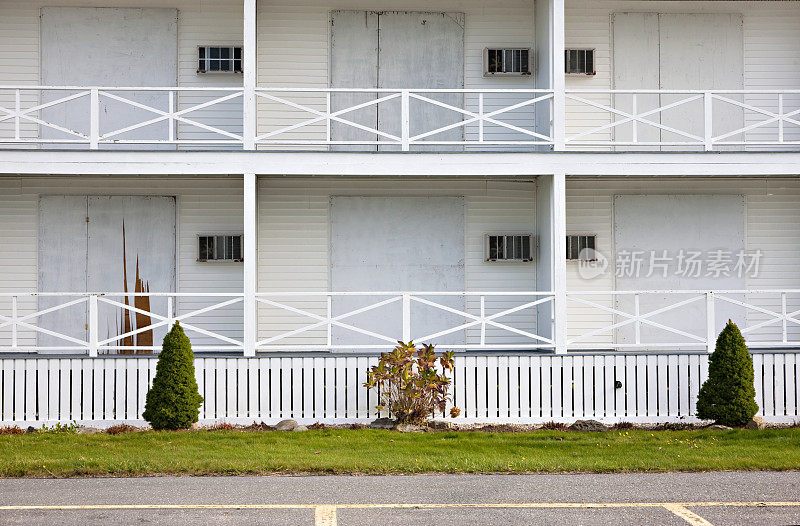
[566, 234, 597, 261]
[198, 234, 243, 262]
[486, 234, 533, 262]
[484, 48, 531, 76]
[565, 49, 595, 75]
[198, 46, 243, 73]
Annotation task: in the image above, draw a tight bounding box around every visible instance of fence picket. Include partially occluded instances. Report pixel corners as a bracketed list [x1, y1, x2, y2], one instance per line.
[763, 354, 775, 417]
[259, 358, 270, 420]
[785, 354, 797, 417]
[26, 359, 37, 421]
[13, 359, 24, 421]
[775, 354, 786, 416]
[551, 356, 563, 419]
[541, 356, 552, 419]
[282, 357, 293, 418]
[249, 358, 259, 419]
[487, 356, 499, 419]
[204, 358, 217, 419]
[614, 355, 625, 419]
[271, 357, 282, 419]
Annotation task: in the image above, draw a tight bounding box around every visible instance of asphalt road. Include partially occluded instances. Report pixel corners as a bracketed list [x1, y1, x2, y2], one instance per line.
[0, 472, 799, 525]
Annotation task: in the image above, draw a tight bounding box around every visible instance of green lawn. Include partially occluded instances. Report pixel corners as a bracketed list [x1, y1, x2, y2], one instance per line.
[1, 428, 799, 477]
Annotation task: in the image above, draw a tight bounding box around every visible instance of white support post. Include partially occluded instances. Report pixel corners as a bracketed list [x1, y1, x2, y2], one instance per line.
[551, 0, 566, 151]
[242, 0, 257, 150]
[706, 291, 715, 353]
[89, 88, 99, 150]
[704, 91, 713, 151]
[89, 294, 98, 357]
[401, 90, 410, 151]
[552, 171, 567, 354]
[243, 173, 257, 356]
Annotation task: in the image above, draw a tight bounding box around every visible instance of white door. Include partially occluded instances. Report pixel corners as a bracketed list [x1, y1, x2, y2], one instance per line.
[612, 13, 744, 150]
[38, 196, 176, 352]
[330, 197, 466, 347]
[330, 11, 464, 151]
[40, 7, 178, 148]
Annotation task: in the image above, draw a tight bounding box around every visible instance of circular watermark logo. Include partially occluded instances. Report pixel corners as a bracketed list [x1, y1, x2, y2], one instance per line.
[577, 248, 608, 280]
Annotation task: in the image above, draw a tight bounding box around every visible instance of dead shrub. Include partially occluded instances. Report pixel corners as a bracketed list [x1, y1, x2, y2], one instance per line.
[541, 421, 568, 431]
[106, 424, 138, 435]
[208, 422, 235, 431]
[0, 426, 24, 435]
[613, 422, 635, 430]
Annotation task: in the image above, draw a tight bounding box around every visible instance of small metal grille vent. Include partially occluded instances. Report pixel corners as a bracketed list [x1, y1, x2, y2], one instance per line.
[566, 234, 597, 261]
[565, 49, 595, 75]
[485, 48, 531, 76]
[486, 234, 533, 262]
[198, 234, 243, 262]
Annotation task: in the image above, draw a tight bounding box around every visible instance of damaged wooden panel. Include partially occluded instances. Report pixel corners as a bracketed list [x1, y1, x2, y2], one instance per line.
[88, 196, 176, 352]
[37, 195, 176, 353]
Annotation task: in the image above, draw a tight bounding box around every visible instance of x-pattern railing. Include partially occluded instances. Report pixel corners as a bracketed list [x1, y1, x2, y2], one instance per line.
[255, 88, 554, 149]
[255, 292, 555, 351]
[4, 86, 800, 150]
[565, 89, 800, 150]
[0, 293, 243, 355]
[0, 86, 244, 147]
[567, 290, 800, 351]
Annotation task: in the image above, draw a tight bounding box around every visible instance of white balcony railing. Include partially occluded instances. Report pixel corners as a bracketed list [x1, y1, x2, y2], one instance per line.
[0, 293, 244, 355]
[567, 290, 800, 351]
[565, 89, 800, 149]
[3, 289, 800, 355]
[5, 85, 799, 151]
[255, 291, 555, 351]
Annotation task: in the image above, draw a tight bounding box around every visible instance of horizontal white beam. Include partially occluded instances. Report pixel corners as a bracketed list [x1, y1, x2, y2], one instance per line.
[3, 151, 800, 177]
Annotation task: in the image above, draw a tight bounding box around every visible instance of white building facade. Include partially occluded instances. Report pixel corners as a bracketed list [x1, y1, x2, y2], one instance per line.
[1, 0, 799, 426]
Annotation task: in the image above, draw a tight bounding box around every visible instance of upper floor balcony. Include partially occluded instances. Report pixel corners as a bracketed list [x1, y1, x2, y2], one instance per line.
[1, 0, 799, 153]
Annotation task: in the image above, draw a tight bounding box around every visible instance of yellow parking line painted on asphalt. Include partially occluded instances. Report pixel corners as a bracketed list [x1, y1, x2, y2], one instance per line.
[0, 501, 798, 511]
[314, 505, 338, 526]
[663, 504, 714, 526]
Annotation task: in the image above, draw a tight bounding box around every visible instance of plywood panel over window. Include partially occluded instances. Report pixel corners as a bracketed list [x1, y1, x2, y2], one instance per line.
[39, 7, 178, 148]
[611, 12, 744, 150]
[329, 10, 465, 151]
[329, 196, 466, 346]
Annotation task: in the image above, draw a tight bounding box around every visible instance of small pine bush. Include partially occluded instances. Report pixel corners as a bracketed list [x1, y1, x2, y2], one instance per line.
[696, 320, 759, 426]
[142, 322, 203, 430]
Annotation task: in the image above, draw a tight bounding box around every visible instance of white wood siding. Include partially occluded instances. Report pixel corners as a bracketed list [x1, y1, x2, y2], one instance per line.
[257, 177, 538, 345]
[256, 0, 535, 148]
[565, 0, 800, 149]
[566, 177, 800, 346]
[0, 176, 244, 349]
[0, 0, 243, 143]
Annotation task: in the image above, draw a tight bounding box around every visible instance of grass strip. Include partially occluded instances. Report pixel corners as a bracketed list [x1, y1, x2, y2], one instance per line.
[1, 428, 799, 477]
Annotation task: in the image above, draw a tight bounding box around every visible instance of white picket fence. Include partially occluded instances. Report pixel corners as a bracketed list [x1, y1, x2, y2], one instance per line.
[1, 351, 797, 427]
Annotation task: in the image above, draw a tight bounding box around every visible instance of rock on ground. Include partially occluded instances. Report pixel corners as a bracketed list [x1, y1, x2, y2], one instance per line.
[275, 419, 299, 431]
[745, 417, 765, 430]
[369, 418, 395, 429]
[568, 420, 608, 432]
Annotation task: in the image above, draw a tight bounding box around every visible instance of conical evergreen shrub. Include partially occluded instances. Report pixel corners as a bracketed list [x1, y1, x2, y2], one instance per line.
[696, 320, 758, 426]
[142, 322, 203, 430]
